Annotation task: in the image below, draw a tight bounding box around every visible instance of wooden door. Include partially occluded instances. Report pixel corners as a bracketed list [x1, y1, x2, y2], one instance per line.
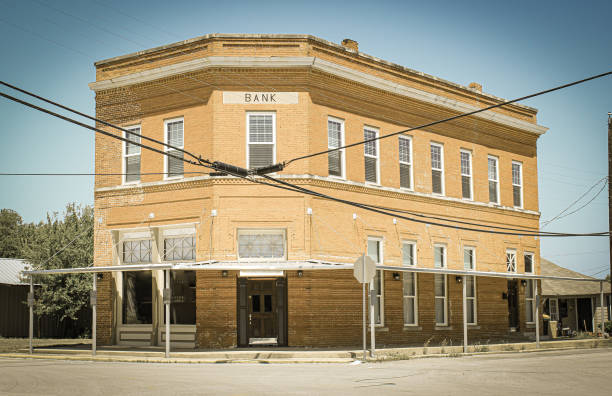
[507, 280, 519, 330]
[248, 280, 277, 342]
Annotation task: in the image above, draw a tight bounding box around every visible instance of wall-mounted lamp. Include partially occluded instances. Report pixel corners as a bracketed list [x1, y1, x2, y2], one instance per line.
[455, 276, 463, 284]
[520, 279, 527, 287]
[502, 292, 508, 300]
[297, 270, 304, 278]
[306, 208, 312, 215]
[221, 270, 228, 278]
[96, 273, 104, 281]
[393, 272, 400, 281]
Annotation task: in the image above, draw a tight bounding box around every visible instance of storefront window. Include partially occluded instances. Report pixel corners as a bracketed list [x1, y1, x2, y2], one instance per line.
[164, 270, 196, 325]
[122, 271, 152, 324]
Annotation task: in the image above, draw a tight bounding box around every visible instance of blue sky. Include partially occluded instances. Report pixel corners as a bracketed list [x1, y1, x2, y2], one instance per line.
[1, 0, 611, 277]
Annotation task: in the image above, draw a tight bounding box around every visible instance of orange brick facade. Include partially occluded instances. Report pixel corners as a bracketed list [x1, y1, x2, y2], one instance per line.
[92, 34, 545, 349]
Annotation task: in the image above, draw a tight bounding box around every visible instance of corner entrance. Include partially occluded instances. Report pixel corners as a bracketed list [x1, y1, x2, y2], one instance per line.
[237, 277, 287, 347]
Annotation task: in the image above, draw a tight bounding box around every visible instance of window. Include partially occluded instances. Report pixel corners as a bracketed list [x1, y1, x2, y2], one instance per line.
[435, 274, 447, 325]
[238, 229, 286, 259]
[431, 143, 444, 194]
[399, 136, 412, 189]
[488, 156, 499, 204]
[525, 279, 535, 323]
[123, 240, 152, 263]
[163, 236, 195, 261]
[506, 249, 517, 273]
[247, 112, 275, 169]
[464, 247, 475, 271]
[466, 275, 477, 325]
[434, 244, 446, 268]
[123, 126, 141, 184]
[165, 118, 184, 178]
[549, 298, 559, 321]
[402, 241, 416, 266]
[367, 238, 384, 325]
[364, 127, 379, 184]
[122, 271, 152, 324]
[460, 150, 472, 199]
[403, 272, 418, 325]
[164, 270, 196, 324]
[512, 161, 523, 208]
[524, 252, 534, 273]
[327, 117, 345, 178]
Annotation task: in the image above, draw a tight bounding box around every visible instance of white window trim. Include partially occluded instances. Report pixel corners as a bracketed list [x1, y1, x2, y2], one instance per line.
[237, 228, 287, 261]
[435, 274, 448, 326]
[403, 272, 418, 326]
[512, 161, 523, 209]
[506, 249, 517, 273]
[160, 225, 197, 263]
[526, 279, 536, 324]
[363, 126, 380, 185]
[327, 116, 346, 180]
[433, 243, 447, 268]
[401, 240, 417, 267]
[430, 142, 445, 195]
[488, 155, 500, 204]
[164, 117, 185, 181]
[399, 135, 413, 191]
[122, 125, 141, 185]
[463, 246, 476, 271]
[460, 149, 473, 200]
[246, 112, 276, 170]
[367, 236, 384, 327]
[466, 275, 477, 325]
[524, 251, 535, 274]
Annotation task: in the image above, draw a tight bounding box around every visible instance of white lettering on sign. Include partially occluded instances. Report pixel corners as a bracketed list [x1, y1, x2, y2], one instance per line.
[223, 92, 298, 104]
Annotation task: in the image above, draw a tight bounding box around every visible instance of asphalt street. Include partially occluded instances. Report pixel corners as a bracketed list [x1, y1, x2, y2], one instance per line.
[0, 348, 609, 395]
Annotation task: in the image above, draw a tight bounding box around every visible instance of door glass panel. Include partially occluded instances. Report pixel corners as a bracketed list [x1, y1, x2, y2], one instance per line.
[264, 295, 272, 312]
[252, 295, 260, 312]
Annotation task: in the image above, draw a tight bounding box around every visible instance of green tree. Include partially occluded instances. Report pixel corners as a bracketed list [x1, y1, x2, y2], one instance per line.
[0, 208, 24, 258]
[22, 203, 94, 323]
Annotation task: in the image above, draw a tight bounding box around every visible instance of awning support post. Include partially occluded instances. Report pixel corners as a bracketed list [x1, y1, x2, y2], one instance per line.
[165, 269, 170, 359]
[362, 281, 366, 361]
[92, 273, 97, 357]
[28, 276, 33, 355]
[462, 276, 468, 353]
[535, 280, 540, 348]
[369, 279, 376, 358]
[600, 281, 605, 336]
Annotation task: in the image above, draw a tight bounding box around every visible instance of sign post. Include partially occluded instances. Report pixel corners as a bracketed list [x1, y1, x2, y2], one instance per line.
[353, 254, 376, 361]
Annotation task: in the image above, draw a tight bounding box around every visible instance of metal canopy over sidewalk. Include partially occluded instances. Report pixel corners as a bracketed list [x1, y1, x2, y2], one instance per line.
[22, 260, 609, 359]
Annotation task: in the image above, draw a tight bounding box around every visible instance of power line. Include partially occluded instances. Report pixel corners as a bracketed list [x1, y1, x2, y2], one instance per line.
[541, 177, 608, 227]
[283, 70, 612, 167]
[0, 172, 217, 176]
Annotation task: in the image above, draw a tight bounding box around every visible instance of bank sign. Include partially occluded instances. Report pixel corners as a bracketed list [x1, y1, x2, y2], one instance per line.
[223, 92, 298, 104]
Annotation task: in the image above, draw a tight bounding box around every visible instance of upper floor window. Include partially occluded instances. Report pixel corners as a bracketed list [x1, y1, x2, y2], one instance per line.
[434, 244, 446, 268]
[364, 127, 379, 184]
[506, 249, 517, 273]
[238, 229, 285, 259]
[123, 126, 141, 184]
[488, 156, 499, 204]
[165, 118, 184, 178]
[430, 143, 444, 195]
[247, 112, 275, 169]
[402, 241, 416, 266]
[512, 161, 523, 208]
[464, 247, 475, 270]
[524, 252, 534, 273]
[163, 236, 195, 261]
[399, 136, 412, 189]
[460, 150, 473, 199]
[327, 117, 344, 178]
[123, 239, 152, 264]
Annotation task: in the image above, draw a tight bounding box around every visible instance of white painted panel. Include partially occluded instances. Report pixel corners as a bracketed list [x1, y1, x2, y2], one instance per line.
[223, 92, 298, 104]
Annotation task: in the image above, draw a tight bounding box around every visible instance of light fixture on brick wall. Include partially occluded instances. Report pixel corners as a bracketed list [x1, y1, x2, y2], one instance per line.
[455, 276, 463, 284]
[297, 270, 303, 278]
[392, 272, 400, 281]
[520, 279, 527, 287]
[221, 270, 228, 277]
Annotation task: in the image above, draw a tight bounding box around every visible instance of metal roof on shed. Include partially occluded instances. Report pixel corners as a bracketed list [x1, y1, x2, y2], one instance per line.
[0, 258, 30, 285]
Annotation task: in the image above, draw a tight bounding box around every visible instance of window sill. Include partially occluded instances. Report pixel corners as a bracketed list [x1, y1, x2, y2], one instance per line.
[526, 323, 536, 328]
[467, 325, 480, 329]
[367, 326, 388, 332]
[403, 325, 422, 331]
[435, 325, 453, 330]
[163, 176, 184, 181]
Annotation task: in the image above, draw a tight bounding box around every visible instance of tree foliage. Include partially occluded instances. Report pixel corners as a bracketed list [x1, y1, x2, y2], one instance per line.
[19, 203, 94, 322]
[0, 209, 24, 258]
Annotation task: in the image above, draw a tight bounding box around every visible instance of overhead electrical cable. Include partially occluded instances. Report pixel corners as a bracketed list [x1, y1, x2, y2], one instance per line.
[0, 172, 219, 176]
[282, 70, 612, 167]
[541, 177, 608, 227]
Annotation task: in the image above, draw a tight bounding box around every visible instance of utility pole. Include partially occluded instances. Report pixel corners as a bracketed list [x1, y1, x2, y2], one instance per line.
[608, 113, 612, 299]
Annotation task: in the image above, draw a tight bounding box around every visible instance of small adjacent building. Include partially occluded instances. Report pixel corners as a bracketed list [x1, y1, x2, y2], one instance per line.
[90, 34, 548, 349]
[0, 258, 30, 337]
[541, 258, 611, 334]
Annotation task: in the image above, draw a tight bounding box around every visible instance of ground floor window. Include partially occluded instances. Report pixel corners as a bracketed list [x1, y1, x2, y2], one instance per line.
[373, 269, 384, 325]
[466, 275, 476, 324]
[525, 279, 535, 323]
[435, 274, 447, 325]
[403, 272, 417, 325]
[165, 270, 196, 325]
[122, 271, 152, 324]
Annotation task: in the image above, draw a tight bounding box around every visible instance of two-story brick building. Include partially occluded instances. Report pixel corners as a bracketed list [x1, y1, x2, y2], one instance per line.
[90, 34, 547, 349]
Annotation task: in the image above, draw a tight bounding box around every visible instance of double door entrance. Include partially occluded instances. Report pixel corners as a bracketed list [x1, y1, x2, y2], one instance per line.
[237, 277, 287, 347]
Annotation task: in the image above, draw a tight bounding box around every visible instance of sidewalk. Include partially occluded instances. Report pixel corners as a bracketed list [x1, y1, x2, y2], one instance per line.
[1, 338, 610, 364]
